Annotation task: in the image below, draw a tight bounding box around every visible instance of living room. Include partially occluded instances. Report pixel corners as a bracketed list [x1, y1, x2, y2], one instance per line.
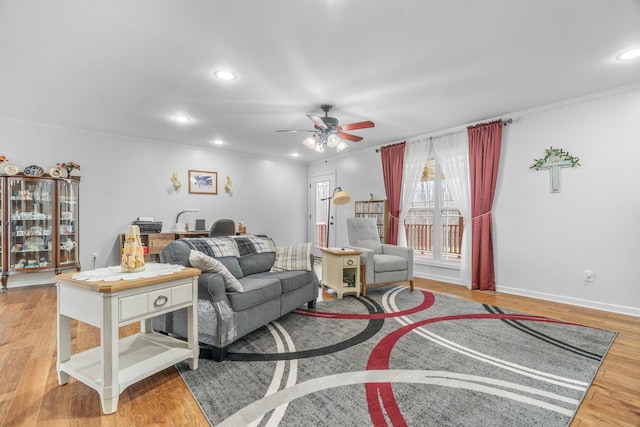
[1, 1, 640, 425]
[2, 84, 639, 317]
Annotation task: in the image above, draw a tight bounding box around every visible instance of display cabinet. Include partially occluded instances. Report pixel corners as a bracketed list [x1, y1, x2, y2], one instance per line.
[1, 174, 80, 291]
[354, 199, 389, 243]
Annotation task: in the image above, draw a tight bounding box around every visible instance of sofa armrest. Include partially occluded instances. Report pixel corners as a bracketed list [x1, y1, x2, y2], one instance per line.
[198, 272, 231, 305]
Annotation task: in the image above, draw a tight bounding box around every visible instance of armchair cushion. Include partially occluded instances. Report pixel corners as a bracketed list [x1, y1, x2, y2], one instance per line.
[373, 254, 408, 272]
[345, 218, 383, 254]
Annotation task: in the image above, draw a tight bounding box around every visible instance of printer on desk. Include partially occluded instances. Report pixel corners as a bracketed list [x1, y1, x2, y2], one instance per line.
[133, 217, 162, 233]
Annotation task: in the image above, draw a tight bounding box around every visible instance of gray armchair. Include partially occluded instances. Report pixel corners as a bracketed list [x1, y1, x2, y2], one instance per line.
[209, 219, 235, 237]
[346, 217, 414, 296]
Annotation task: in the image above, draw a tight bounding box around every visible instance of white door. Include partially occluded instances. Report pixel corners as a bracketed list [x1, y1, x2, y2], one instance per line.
[308, 172, 335, 258]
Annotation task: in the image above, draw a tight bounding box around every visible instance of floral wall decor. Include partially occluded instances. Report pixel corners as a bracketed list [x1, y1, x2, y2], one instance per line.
[171, 171, 182, 191]
[224, 176, 233, 195]
[530, 147, 580, 193]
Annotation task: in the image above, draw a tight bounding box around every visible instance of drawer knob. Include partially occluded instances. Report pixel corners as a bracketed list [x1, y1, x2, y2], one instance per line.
[346, 259, 353, 265]
[154, 295, 169, 307]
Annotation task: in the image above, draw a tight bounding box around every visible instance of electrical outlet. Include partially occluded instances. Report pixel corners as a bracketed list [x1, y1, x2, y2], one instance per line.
[584, 270, 594, 282]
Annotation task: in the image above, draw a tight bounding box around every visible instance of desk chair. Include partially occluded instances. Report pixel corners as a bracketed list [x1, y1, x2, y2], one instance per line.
[209, 219, 235, 237]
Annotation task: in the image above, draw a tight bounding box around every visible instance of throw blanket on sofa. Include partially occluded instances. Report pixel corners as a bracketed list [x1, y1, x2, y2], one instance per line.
[183, 235, 275, 258]
[233, 234, 276, 256]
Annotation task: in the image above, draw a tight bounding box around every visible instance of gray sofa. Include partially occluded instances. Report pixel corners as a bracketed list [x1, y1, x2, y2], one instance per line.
[152, 235, 318, 361]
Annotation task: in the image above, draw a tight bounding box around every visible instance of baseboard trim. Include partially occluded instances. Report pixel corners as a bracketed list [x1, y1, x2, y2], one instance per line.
[498, 286, 640, 318]
[414, 271, 463, 286]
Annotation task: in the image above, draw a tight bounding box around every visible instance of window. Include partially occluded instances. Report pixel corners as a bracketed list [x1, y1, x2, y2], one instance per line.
[405, 159, 463, 262]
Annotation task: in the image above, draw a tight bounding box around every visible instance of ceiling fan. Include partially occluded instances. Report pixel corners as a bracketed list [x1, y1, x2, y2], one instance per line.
[277, 104, 375, 153]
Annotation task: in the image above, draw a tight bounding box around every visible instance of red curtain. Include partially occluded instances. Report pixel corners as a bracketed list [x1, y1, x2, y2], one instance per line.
[468, 120, 502, 291]
[380, 142, 405, 245]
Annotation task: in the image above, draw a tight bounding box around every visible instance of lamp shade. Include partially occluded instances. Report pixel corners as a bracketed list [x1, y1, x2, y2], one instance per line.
[332, 190, 351, 205]
[327, 133, 341, 148]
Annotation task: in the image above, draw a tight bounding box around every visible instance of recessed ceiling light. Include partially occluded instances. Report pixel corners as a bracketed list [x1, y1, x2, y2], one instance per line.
[213, 70, 237, 81]
[173, 114, 193, 124]
[616, 47, 640, 61]
[291, 152, 300, 157]
[210, 139, 224, 145]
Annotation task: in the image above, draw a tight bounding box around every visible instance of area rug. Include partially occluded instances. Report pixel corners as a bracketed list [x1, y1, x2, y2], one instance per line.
[177, 287, 616, 426]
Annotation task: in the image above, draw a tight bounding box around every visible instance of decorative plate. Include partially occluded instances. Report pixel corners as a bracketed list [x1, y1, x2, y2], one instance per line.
[49, 168, 62, 178]
[3, 163, 19, 175]
[24, 165, 44, 177]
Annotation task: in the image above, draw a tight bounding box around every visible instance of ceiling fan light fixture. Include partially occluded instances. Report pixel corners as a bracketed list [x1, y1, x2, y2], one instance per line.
[314, 142, 325, 153]
[303, 136, 317, 150]
[336, 141, 348, 152]
[327, 133, 341, 148]
[213, 69, 237, 80]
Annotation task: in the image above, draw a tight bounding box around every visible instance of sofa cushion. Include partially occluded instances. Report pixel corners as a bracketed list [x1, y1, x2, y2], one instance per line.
[228, 276, 281, 311]
[373, 254, 408, 273]
[215, 256, 244, 279]
[238, 252, 276, 276]
[252, 270, 316, 294]
[189, 250, 244, 292]
[270, 243, 312, 272]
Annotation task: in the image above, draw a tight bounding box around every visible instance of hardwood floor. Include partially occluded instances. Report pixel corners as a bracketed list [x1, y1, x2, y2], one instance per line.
[0, 279, 638, 426]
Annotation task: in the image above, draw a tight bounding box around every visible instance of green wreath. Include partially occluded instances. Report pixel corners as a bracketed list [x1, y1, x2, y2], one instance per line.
[530, 147, 580, 171]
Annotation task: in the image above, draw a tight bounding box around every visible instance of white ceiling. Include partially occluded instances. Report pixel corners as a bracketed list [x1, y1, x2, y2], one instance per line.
[1, 0, 639, 162]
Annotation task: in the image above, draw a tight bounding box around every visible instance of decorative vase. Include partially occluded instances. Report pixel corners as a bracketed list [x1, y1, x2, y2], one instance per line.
[121, 225, 146, 272]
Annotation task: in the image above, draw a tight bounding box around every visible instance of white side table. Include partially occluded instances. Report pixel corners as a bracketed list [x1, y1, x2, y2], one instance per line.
[56, 266, 200, 414]
[320, 247, 361, 298]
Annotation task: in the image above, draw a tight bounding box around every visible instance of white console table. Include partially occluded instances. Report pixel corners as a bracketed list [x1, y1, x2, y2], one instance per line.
[56, 266, 200, 414]
[321, 247, 361, 298]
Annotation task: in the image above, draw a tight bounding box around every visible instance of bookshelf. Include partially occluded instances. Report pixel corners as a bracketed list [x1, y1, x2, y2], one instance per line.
[354, 199, 388, 243]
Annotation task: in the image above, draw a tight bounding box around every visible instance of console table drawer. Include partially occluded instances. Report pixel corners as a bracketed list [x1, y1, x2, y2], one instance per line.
[342, 256, 359, 267]
[119, 283, 192, 322]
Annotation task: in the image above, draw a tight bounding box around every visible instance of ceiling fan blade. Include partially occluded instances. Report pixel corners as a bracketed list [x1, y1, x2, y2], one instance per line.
[338, 132, 363, 142]
[307, 114, 328, 130]
[337, 120, 375, 131]
[275, 129, 315, 133]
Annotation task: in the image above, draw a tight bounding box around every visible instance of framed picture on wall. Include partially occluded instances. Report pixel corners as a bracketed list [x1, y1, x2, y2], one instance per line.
[188, 170, 218, 194]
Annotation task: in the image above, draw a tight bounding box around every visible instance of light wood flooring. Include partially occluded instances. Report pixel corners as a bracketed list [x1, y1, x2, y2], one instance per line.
[0, 279, 638, 426]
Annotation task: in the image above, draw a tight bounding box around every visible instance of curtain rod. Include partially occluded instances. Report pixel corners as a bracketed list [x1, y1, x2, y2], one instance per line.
[375, 118, 512, 153]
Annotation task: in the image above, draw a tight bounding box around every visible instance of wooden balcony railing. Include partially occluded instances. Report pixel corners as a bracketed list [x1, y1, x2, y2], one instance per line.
[405, 220, 463, 255]
[315, 220, 463, 255]
[316, 223, 327, 248]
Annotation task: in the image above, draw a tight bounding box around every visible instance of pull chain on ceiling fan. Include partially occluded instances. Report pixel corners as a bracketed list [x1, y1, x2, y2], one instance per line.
[276, 104, 375, 153]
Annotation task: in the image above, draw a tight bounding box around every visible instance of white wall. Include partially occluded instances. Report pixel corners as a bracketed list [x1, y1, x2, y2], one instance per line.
[0, 119, 309, 286]
[494, 85, 640, 316]
[311, 85, 640, 317]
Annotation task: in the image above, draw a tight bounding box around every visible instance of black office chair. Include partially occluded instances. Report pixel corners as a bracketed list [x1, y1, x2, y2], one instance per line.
[209, 219, 236, 237]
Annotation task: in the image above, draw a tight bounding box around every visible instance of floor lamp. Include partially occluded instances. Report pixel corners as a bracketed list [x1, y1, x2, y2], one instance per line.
[321, 187, 351, 248]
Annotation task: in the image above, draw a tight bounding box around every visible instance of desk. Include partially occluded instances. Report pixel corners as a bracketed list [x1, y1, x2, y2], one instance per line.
[56, 266, 200, 414]
[119, 231, 210, 262]
[174, 231, 209, 239]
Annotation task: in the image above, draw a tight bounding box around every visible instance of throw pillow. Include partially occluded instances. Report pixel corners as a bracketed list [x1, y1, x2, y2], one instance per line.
[189, 250, 244, 292]
[270, 242, 312, 272]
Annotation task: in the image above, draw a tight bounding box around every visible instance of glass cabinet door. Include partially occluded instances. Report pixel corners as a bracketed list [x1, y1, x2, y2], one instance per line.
[58, 179, 79, 269]
[7, 177, 55, 271]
